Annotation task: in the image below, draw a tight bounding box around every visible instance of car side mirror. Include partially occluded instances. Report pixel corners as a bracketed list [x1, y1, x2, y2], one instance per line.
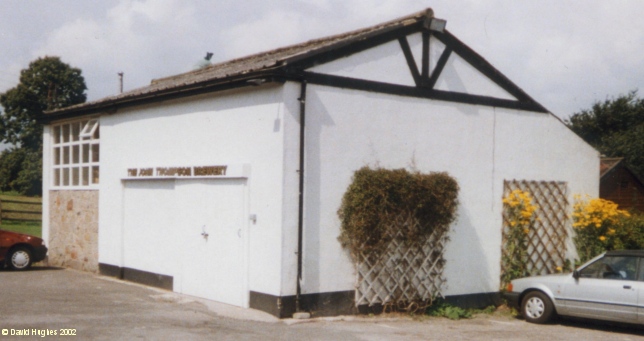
[573, 269, 580, 279]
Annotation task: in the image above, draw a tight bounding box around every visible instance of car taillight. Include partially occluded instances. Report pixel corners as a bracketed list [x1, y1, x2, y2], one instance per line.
[506, 283, 513, 292]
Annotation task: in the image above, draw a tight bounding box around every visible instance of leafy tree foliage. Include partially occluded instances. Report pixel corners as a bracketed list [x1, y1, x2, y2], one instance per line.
[0, 148, 41, 196]
[13, 149, 43, 196]
[0, 57, 87, 196]
[0, 148, 26, 192]
[0, 56, 87, 149]
[566, 91, 644, 181]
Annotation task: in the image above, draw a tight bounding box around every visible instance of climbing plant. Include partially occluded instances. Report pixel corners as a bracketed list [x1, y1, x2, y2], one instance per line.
[337, 167, 459, 259]
[501, 189, 538, 287]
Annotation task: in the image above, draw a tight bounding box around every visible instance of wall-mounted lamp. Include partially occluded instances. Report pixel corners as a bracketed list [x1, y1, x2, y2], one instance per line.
[426, 18, 447, 33]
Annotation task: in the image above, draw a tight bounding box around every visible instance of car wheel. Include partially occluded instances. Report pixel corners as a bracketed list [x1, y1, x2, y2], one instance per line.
[521, 291, 555, 324]
[8, 246, 32, 271]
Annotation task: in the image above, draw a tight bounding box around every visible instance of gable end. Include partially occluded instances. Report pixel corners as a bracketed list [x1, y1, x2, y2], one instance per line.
[286, 25, 547, 113]
[41, 8, 549, 121]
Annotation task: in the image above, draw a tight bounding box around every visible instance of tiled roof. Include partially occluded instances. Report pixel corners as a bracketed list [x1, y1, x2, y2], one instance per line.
[600, 157, 623, 178]
[46, 8, 435, 116]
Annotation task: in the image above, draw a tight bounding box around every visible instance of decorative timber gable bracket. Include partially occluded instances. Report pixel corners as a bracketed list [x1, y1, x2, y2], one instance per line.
[281, 11, 547, 113]
[41, 8, 548, 122]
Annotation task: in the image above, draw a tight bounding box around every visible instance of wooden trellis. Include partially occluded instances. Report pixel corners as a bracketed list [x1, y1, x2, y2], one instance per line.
[502, 180, 569, 278]
[355, 213, 448, 308]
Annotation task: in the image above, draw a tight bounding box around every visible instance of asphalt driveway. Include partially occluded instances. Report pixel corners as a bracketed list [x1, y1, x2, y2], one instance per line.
[1, 267, 643, 340]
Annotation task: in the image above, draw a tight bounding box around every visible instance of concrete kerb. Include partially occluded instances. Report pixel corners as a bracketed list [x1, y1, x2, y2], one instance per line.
[281, 314, 412, 326]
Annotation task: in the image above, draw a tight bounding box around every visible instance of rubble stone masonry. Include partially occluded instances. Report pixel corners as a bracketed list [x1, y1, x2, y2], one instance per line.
[48, 190, 99, 272]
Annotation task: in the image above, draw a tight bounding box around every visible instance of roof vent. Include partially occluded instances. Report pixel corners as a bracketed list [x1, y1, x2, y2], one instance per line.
[194, 52, 214, 70]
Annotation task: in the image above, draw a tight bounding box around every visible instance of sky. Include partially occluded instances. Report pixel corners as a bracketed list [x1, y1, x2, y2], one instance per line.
[1, 0, 644, 126]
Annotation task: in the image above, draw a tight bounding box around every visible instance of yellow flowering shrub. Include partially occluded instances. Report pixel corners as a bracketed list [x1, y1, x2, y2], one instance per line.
[503, 190, 538, 227]
[501, 190, 538, 287]
[572, 195, 631, 263]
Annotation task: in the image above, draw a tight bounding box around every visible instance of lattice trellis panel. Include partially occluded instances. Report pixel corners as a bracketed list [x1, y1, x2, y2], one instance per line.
[355, 213, 448, 307]
[501, 180, 569, 278]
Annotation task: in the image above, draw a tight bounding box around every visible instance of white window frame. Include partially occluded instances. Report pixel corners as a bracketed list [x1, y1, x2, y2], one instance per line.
[51, 118, 100, 189]
[79, 119, 99, 139]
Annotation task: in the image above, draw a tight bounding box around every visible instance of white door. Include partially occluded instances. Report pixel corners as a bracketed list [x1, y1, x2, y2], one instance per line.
[123, 180, 177, 276]
[176, 179, 247, 307]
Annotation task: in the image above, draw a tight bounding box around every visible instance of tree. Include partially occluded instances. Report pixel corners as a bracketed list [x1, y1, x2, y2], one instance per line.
[0, 148, 26, 192]
[0, 56, 87, 149]
[0, 57, 87, 195]
[566, 91, 644, 181]
[0, 148, 41, 196]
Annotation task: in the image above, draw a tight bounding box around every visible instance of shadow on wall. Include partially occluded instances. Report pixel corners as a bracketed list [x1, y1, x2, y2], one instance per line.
[301, 88, 336, 294]
[108, 85, 283, 125]
[443, 204, 497, 307]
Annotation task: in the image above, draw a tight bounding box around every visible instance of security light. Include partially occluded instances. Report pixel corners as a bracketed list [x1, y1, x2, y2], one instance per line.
[428, 18, 447, 32]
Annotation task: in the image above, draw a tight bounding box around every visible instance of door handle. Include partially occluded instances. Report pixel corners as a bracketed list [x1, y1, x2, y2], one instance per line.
[623, 285, 632, 289]
[201, 225, 209, 239]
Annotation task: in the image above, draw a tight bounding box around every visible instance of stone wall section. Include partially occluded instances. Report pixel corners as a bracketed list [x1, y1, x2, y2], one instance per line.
[48, 190, 99, 272]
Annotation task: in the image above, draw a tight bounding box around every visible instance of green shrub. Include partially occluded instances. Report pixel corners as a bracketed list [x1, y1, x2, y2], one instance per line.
[610, 213, 644, 250]
[426, 301, 472, 320]
[337, 167, 459, 258]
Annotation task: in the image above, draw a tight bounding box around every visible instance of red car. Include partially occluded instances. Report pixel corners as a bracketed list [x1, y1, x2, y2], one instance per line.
[0, 229, 48, 270]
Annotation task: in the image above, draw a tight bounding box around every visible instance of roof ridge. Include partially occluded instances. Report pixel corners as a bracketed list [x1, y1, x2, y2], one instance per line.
[43, 8, 439, 118]
[149, 8, 434, 85]
[600, 157, 624, 178]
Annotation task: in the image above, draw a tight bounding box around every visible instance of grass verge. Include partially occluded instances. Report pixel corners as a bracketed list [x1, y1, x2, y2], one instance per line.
[426, 301, 500, 320]
[0, 220, 42, 237]
[0, 191, 42, 237]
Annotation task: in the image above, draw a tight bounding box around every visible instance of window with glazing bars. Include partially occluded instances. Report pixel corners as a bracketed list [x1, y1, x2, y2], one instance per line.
[52, 119, 99, 187]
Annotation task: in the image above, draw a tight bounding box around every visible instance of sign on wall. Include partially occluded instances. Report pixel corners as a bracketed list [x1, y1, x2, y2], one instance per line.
[124, 164, 249, 180]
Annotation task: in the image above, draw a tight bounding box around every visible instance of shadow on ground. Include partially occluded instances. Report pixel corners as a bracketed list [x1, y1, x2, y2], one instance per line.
[0, 265, 63, 272]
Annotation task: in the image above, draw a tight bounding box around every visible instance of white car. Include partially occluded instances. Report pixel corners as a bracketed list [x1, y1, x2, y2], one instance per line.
[504, 250, 644, 324]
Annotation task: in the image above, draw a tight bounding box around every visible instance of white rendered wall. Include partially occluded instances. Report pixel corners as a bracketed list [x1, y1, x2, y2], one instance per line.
[295, 83, 598, 297]
[309, 39, 416, 87]
[41, 125, 51, 246]
[98, 84, 288, 297]
[492, 110, 599, 268]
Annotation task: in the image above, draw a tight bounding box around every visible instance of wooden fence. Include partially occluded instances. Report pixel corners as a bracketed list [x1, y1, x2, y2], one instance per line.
[0, 198, 42, 223]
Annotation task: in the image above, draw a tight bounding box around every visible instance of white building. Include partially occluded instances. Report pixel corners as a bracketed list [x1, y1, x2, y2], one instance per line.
[40, 9, 598, 317]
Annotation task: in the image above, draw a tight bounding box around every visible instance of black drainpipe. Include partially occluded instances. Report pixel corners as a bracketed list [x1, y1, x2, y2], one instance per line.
[295, 80, 307, 313]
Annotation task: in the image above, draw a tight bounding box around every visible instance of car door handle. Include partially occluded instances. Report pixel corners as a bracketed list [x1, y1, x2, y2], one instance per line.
[624, 285, 632, 289]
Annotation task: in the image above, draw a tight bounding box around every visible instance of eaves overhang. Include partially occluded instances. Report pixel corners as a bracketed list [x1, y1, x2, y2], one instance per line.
[37, 69, 287, 123]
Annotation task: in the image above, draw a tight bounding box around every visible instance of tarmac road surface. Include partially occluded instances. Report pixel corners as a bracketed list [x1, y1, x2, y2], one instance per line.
[1, 267, 643, 340]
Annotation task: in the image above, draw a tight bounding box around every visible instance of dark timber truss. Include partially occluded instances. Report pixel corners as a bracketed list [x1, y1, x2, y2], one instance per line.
[284, 22, 547, 113]
[41, 8, 548, 122]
